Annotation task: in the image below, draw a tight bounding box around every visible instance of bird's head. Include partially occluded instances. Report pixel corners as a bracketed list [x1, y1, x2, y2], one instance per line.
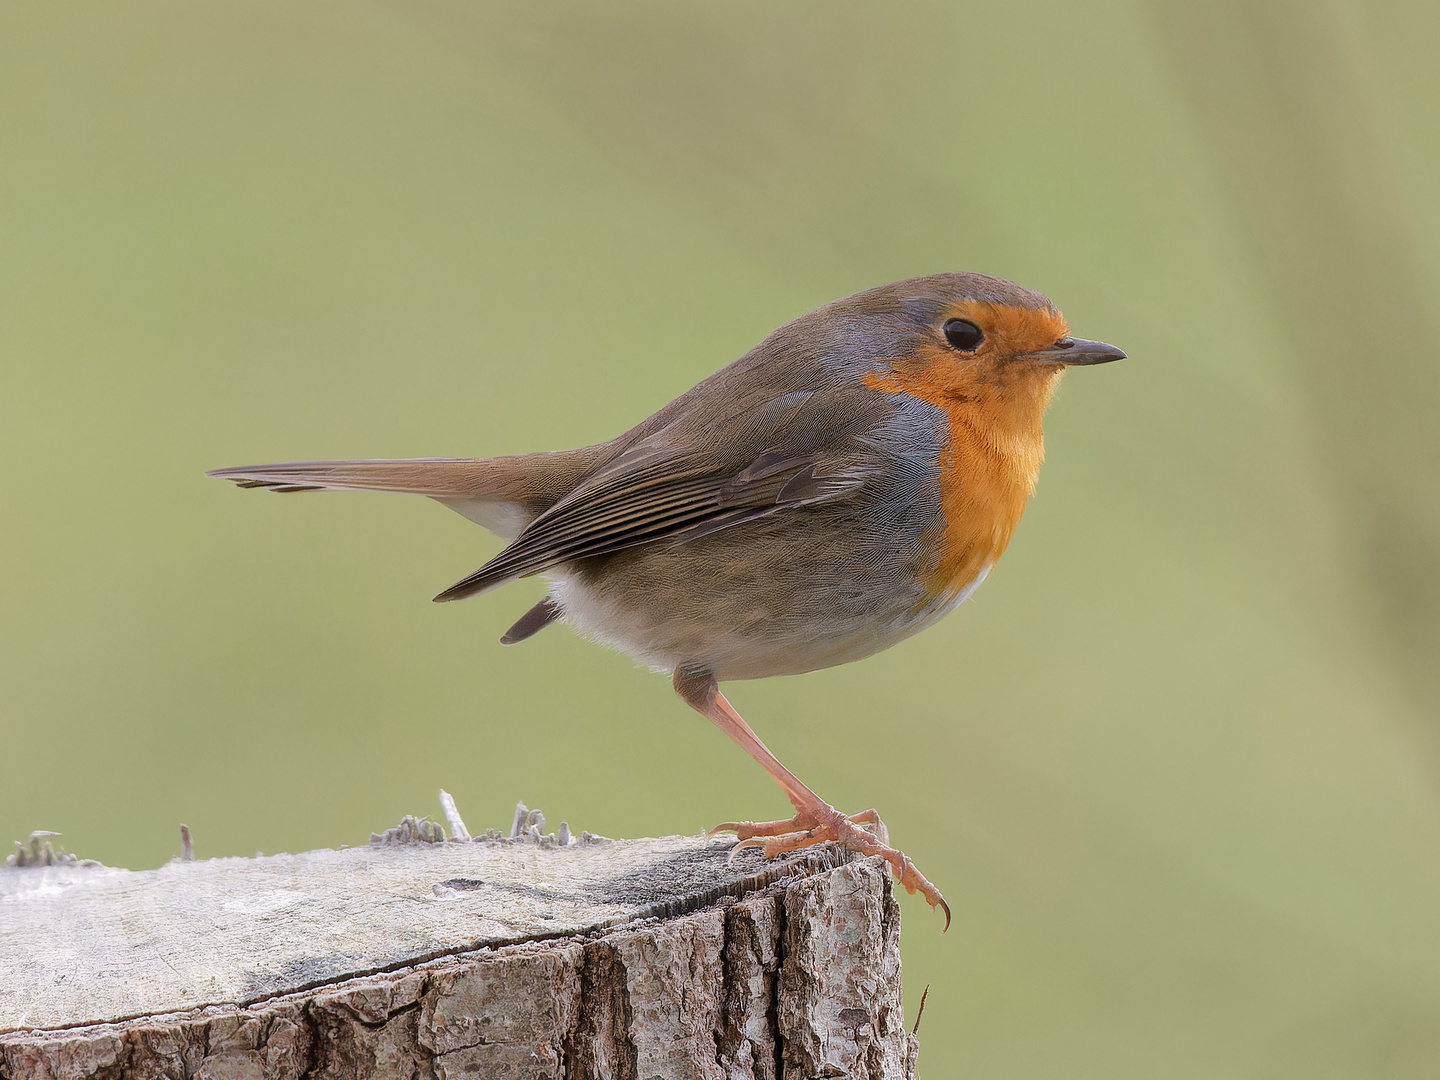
[835, 272, 1124, 440]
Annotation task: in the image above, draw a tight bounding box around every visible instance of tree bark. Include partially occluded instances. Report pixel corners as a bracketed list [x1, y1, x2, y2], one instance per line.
[1, 819, 917, 1079]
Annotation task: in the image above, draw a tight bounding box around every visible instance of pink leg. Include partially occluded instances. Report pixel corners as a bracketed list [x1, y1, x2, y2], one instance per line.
[673, 668, 950, 929]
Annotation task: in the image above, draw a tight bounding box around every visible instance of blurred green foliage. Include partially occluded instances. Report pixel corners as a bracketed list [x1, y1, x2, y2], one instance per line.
[2, 2, 1438, 1075]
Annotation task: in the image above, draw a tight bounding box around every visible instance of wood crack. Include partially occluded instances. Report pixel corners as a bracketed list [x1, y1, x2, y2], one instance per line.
[2, 850, 915, 1079]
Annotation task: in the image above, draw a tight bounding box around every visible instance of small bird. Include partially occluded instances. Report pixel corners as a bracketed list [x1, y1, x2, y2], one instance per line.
[211, 273, 1122, 925]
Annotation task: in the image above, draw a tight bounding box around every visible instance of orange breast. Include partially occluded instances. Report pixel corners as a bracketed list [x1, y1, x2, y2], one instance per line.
[863, 309, 1064, 599]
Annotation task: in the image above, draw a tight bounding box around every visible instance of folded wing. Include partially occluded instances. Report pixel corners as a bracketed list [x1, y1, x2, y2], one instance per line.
[434, 386, 890, 601]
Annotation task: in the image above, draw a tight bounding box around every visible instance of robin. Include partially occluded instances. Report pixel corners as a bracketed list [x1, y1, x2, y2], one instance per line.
[211, 272, 1123, 926]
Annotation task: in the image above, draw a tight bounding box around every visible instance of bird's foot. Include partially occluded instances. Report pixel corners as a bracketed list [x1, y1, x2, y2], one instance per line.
[709, 805, 950, 930]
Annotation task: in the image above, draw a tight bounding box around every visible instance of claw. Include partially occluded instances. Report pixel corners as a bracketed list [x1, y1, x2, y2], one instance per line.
[723, 828, 815, 865]
[709, 811, 820, 842]
[711, 805, 949, 929]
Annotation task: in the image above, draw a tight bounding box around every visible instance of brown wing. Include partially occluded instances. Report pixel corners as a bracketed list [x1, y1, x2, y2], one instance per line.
[432, 387, 890, 602]
[432, 448, 876, 601]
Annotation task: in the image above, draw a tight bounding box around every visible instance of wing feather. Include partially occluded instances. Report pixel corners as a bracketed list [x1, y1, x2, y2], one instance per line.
[433, 449, 879, 602]
[429, 381, 895, 602]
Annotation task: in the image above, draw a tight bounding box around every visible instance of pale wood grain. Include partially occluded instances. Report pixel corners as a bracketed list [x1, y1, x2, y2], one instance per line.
[0, 822, 917, 1079]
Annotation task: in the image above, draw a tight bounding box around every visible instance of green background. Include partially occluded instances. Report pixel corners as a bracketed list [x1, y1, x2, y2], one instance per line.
[3, 2, 1439, 1075]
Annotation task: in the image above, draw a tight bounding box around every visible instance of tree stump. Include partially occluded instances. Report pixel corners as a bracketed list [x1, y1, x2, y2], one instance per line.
[0, 810, 918, 1079]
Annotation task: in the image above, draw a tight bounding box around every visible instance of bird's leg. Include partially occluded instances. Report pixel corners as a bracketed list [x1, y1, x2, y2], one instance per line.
[673, 667, 950, 928]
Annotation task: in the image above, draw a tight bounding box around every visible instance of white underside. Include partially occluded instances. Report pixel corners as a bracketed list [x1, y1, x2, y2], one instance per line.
[947, 562, 991, 607]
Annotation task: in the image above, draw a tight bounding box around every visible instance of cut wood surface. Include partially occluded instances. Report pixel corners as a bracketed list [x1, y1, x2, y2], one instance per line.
[0, 807, 919, 1079]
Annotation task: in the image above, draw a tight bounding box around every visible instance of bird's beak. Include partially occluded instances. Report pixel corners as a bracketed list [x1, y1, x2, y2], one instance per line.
[1025, 337, 1127, 366]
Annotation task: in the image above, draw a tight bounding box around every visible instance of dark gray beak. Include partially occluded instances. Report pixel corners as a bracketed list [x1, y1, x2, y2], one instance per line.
[1026, 337, 1127, 366]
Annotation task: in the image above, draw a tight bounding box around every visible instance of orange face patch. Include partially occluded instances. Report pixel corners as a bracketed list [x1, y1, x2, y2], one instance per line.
[944, 299, 1069, 359]
[863, 302, 1069, 600]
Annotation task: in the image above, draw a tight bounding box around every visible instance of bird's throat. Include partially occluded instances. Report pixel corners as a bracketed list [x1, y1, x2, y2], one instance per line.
[864, 360, 1059, 599]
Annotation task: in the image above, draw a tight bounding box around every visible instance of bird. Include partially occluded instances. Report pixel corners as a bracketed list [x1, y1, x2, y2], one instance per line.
[210, 272, 1123, 926]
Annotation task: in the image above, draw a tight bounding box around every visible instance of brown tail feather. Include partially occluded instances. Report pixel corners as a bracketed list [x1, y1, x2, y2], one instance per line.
[209, 458, 508, 494]
[208, 451, 606, 540]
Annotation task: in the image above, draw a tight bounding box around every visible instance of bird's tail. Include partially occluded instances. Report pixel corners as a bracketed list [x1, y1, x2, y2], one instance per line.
[207, 451, 601, 540]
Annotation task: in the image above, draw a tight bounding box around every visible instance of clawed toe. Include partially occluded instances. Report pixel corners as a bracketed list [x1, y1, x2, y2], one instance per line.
[726, 831, 815, 861]
[711, 805, 949, 928]
[708, 814, 817, 841]
[892, 853, 952, 931]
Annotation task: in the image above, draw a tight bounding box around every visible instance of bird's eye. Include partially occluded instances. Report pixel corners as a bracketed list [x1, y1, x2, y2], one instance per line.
[943, 319, 984, 352]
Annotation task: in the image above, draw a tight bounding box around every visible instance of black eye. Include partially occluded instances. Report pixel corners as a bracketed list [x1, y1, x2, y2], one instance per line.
[943, 318, 984, 352]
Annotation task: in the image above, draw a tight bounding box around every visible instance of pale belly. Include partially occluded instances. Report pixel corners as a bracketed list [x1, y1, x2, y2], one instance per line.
[549, 560, 991, 681]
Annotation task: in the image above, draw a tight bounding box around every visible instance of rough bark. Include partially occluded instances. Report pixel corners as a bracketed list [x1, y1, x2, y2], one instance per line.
[1, 828, 917, 1079]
